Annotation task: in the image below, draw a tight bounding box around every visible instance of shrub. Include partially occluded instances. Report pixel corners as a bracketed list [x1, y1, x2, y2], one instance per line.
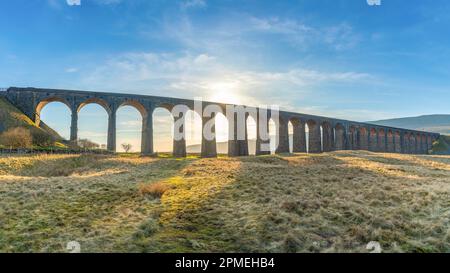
[32, 129, 54, 147]
[138, 182, 172, 198]
[78, 138, 100, 149]
[0, 127, 32, 148]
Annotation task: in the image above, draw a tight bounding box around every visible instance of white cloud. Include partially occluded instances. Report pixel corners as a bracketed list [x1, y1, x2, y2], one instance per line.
[65, 67, 79, 73]
[78, 51, 371, 110]
[248, 17, 360, 50]
[181, 0, 206, 9]
[156, 13, 360, 54]
[66, 0, 81, 6]
[119, 120, 141, 127]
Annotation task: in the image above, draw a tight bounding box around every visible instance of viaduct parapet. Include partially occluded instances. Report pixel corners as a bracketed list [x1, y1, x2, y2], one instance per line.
[3, 87, 440, 157]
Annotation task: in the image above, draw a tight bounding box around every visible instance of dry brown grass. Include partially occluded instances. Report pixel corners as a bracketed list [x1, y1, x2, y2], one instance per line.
[0, 127, 32, 148]
[139, 182, 173, 198]
[0, 151, 449, 253]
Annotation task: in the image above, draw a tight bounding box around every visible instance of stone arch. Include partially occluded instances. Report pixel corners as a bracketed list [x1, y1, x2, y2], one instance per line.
[403, 132, 411, 153]
[35, 96, 71, 127]
[410, 133, 417, 154]
[289, 117, 306, 153]
[114, 100, 149, 153]
[369, 128, 378, 152]
[77, 101, 110, 150]
[77, 97, 111, 115]
[421, 134, 427, 154]
[116, 105, 143, 153]
[378, 128, 386, 152]
[307, 119, 321, 153]
[394, 131, 401, 153]
[334, 123, 346, 150]
[359, 127, 369, 150]
[119, 99, 148, 118]
[152, 107, 174, 153]
[321, 121, 333, 152]
[349, 125, 358, 150]
[415, 134, 422, 154]
[387, 130, 395, 153]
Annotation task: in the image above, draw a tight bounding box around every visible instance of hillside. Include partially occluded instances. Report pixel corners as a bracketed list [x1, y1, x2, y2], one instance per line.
[0, 96, 64, 145]
[0, 151, 449, 253]
[370, 114, 450, 154]
[370, 114, 450, 135]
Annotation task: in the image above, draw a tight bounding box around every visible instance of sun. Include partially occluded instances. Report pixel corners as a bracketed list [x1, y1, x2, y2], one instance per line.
[207, 81, 243, 105]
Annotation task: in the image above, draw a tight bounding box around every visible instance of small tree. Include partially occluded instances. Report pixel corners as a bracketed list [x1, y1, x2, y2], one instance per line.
[121, 143, 132, 153]
[0, 127, 32, 148]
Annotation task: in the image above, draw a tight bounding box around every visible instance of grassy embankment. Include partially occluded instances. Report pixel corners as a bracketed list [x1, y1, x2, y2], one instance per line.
[0, 96, 66, 149]
[0, 151, 449, 253]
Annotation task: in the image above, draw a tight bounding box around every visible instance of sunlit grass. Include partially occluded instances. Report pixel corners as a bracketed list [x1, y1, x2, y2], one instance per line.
[0, 151, 449, 253]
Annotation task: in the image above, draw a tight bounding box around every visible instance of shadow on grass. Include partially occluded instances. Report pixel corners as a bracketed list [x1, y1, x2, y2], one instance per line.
[0, 155, 199, 253]
[129, 153, 449, 253]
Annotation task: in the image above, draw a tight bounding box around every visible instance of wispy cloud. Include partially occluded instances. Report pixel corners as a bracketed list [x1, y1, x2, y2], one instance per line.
[181, 0, 206, 10]
[66, 0, 81, 6]
[78, 51, 371, 109]
[65, 67, 79, 73]
[156, 13, 360, 53]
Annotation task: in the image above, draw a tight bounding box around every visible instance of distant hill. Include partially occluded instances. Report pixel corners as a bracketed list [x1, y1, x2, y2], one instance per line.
[0, 95, 65, 145]
[369, 114, 450, 155]
[369, 114, 450, 135]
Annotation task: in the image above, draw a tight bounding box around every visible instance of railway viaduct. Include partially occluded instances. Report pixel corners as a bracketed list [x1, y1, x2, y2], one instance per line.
[2, 87, 440, 157]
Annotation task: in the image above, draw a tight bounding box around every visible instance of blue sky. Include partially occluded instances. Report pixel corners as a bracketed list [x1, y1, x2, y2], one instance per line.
[1, 0, 450, 151]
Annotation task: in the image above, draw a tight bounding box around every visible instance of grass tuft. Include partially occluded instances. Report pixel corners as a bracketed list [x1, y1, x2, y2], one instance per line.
[139, 182, 173, 198]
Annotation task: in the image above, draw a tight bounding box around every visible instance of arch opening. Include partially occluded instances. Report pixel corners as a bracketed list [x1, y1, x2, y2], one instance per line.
[185, 109, 202, 154]
[215, 112, 229, 154]
[247, 115, 257, 155]
[321, 122, 332, 152]
[369, 128, 378, 152]
[116, 105, 142, 153]
[349, 126, 358, 150]
[394, 131, 401, 153]
[153, 107, 174, 154]
[359, 127, 369, 150]
[307, 120, 321, 153]
[78, 103, 109, 150]
[387, 130, 394, 153]
[268, 118, 277, 154]
[378, 129, 386, 152]
[38, 101, 71, 141]
[35, 97, 71, 128]
[288, 121, 294, 153]
[335, 123, 345, 150]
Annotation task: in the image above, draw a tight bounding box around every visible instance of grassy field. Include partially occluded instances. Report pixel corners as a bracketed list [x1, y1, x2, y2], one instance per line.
[0, 151, 449, 253]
